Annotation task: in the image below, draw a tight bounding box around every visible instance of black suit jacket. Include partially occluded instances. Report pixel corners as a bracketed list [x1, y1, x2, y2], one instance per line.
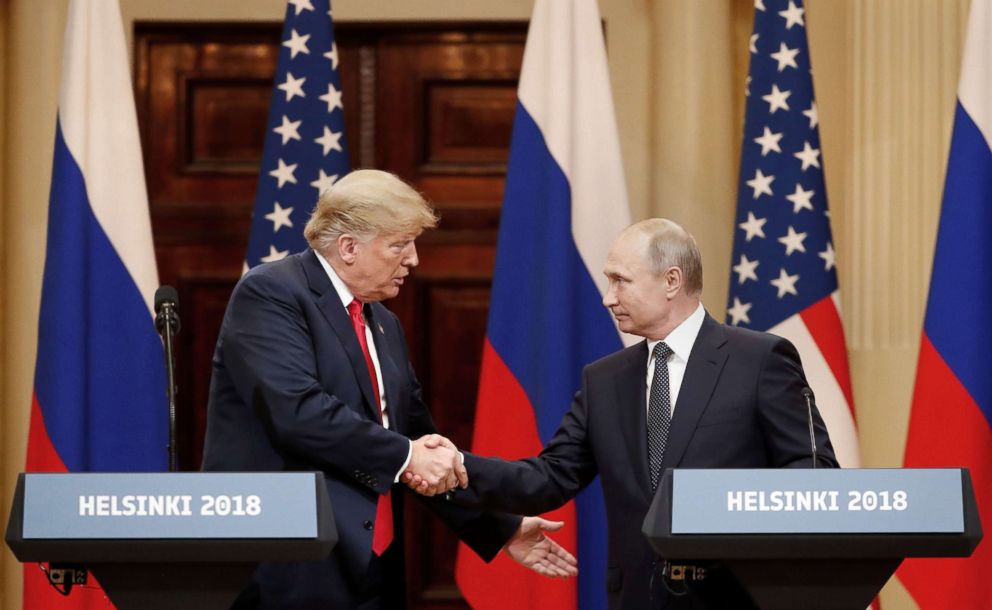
[461, 314, 837, 610]
[202, 249, 518, 608]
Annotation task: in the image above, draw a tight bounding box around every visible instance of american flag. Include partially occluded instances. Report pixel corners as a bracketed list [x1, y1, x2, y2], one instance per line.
[245, 0, 349, 270]
[727, 0, 862, 468]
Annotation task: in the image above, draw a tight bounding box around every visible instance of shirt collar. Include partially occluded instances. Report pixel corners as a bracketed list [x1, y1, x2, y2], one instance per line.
[314, 250, 355, 309]
[646, 302, 706, 363]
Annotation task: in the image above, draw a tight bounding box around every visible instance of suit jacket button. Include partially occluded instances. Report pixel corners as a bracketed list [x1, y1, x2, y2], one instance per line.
[363, 520, 374, 531]
[370, 478, 379, 488]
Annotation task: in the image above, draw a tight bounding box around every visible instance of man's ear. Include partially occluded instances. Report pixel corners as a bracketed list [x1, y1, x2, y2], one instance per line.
[664, 266, 684, 298]
[337, 234, 359, 264]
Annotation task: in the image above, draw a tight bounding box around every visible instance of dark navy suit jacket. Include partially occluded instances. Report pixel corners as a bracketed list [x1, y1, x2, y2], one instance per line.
[202, 249, 518, 608]
[460, 314, 838, 610]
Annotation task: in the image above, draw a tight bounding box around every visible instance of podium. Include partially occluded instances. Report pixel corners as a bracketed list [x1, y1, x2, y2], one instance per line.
[643, 468, 982, 609]
[6, 472, 337, 610]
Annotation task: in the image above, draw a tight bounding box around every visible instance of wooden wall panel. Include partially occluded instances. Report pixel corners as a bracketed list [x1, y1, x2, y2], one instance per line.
[135, 21, 525, 610]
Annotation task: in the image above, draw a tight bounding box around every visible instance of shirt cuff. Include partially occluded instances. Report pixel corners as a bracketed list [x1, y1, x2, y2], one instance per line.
[393, 440, 413, 483]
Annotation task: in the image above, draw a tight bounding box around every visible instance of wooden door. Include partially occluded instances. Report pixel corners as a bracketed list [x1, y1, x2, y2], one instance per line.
[134, 21, 524, 609]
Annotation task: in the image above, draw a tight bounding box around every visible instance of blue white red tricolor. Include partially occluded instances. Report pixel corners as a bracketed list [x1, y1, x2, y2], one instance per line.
[25, 1, 166, 607]
[898, 0, 992, 607]
[244, 0, 349, 271]
[454, 0, 632, 608]
[727, 0, 862, 468]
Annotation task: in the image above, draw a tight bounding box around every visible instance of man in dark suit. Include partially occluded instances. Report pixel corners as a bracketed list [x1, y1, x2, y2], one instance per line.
[202, 169, 576, 609]
[406, 218, 838, 609]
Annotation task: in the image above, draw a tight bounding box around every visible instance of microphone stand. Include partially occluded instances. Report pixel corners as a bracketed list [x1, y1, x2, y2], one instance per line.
[802, 388, 818, 469]
[155, 290, 181, 473]
[162, 308, 178, 472]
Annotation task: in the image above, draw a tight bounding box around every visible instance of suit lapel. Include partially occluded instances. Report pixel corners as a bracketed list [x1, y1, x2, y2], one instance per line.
[614, 342, 652, 496]
[367, 304, 403, 433]
[661, 314, 728, 470]
[301, 250, 382, 421]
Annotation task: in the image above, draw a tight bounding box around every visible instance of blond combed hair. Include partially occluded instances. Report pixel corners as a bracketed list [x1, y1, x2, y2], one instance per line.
[304, 169, 438, 251]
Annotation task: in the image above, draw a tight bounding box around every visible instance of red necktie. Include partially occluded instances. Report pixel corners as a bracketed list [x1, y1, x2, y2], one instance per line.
[348, 299, 393, 556]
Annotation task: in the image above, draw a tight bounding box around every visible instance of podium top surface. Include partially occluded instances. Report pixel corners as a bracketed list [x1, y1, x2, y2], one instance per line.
[5, 472, 337, 563]
[643, 468, 982, 560]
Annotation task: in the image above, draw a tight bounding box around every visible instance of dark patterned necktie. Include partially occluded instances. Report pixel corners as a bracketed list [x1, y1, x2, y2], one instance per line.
[648, 342, 674, 490]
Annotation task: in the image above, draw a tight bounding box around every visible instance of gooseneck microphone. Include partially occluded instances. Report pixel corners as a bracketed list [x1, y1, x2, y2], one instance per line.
[154, 286, 181, 472]
[801, 387, 818, 469]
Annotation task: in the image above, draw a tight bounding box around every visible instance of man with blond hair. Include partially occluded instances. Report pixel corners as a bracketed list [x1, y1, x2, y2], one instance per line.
[203, 169, 575, 609]
[408, 218, 838, 609]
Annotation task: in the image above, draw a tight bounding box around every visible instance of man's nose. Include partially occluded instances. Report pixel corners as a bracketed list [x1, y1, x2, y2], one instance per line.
[404, 242, 419, 267]
[602, 286, 617, 308]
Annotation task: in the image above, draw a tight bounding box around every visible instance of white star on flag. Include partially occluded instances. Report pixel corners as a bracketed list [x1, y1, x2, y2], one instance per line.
[738, 211, 768, 241]
[770, 42, 800, 71]
[778, 225, 808, 255]
[733, 254, 760, 284]
[746, 168, 775, 199]
[819, 242, 836, 271]
[727, 297, 753, 325]
[283, 29, 311, 59]
[794, 141, 821, 171]
[273, 115, 302, 145]
[750, 34, 760, 54]
[770, 268, 800, 298]
[803, 102, 819, 128]
[324, 41, 339, 69]
[260, 245, 289, 263]
[269, 158, 298, 188]
[311, 169, 339, 193]
[778, 0, 805, 29]
[277, 72, 306, 102]
[319, 83, 343, 113]
[754, 126, 783, 156]
[785, 183, 815, 213]
[287, 0, 315, 15]
[762, 84, 791, 113]
[754, 0, 766, 11]
[264, 201, 294, 232]
[315, 126, 344, 155]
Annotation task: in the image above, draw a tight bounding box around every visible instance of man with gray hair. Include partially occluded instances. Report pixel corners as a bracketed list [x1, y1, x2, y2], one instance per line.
[407, 218, 838, 609]
[203, 169, 576, 609]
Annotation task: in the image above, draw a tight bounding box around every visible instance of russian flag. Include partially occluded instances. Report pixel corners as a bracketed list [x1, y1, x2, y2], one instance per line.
[24, 0, 167, 607]
[454, 0, 631, 608]
[897, 0, 992, 608]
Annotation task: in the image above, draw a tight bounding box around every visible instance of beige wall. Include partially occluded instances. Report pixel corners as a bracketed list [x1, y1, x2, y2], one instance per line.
[0, 1, 971, 608]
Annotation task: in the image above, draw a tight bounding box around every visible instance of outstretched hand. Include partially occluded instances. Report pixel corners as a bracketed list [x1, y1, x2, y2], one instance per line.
[504, 516, 578, 578]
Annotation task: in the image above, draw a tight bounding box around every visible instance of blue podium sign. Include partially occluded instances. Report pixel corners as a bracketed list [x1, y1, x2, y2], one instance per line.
[671, 468, 964, 534]
[22, 472, 318, 539]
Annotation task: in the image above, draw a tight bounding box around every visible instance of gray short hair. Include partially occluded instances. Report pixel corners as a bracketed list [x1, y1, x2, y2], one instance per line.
[631, 218, 703, 296]
[303, 169, 438, 252]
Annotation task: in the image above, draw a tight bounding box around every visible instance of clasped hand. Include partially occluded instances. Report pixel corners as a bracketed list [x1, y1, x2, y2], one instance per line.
[406, 434, 467, 496]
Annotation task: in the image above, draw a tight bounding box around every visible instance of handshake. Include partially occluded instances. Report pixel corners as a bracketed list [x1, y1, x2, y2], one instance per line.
[404, 434, 467, 496]
[403, 434, 578, 578]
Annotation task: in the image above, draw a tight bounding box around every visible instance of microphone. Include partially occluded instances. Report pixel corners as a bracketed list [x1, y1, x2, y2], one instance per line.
[154, 286, 180, 335]
[154, 286, 180, 472]
[801, 387, 818, 468]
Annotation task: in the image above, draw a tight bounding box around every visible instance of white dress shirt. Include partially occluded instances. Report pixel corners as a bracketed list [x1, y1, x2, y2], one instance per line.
[645, 302, 706, 418]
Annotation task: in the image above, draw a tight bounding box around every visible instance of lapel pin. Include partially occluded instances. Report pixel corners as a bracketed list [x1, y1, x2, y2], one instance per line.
[377, 323, 384, 334]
